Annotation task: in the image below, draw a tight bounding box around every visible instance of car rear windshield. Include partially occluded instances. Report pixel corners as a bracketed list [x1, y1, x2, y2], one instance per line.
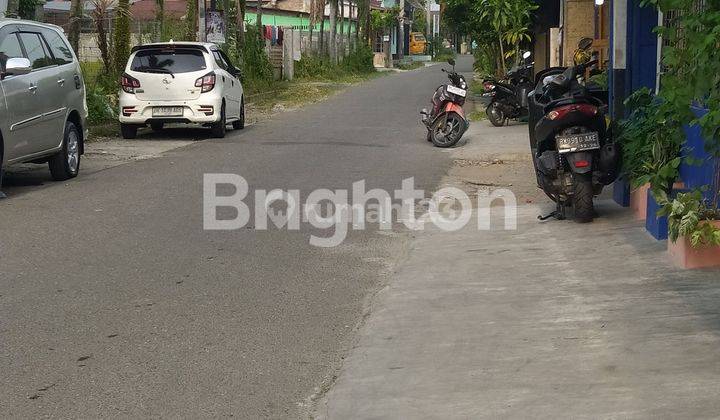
[130, 48, 207, 74]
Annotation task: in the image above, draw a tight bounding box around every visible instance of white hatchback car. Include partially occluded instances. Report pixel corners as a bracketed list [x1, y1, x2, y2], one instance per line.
[118, 42, 244, 139]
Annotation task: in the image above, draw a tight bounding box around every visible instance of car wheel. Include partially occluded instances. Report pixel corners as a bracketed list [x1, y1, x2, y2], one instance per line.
[211, 103, 227, 138]
[232, 98, 245, 130]
[120, 123, 137, 139]
[150, 122, 164, 131]
[49, 121, 81, 181]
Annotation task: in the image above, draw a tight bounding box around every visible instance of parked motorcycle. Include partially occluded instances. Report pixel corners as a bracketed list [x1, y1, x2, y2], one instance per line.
[421, 58, 469, 148]
[527, 41, 619, 223]
[483, 51, 534, 127]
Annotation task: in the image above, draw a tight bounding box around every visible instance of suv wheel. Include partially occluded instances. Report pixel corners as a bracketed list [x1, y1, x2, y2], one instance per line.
[211, 103, 227, 138]
[120, 123, 138, 139]
[49, 121, 81, 181]
[232, 98, 245, 130]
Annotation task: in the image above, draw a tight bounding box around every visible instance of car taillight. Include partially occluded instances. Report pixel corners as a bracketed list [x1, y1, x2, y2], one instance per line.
[195, 72, 216, 93]
[120, 73, 140, 93]
[547, 104, 598, 121]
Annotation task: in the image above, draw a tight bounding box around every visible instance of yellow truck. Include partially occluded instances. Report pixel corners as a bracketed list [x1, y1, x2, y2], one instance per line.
[409, 32, 427, 55]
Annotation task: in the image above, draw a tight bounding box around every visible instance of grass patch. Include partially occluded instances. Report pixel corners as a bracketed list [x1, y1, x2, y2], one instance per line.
[468, 109, 486, 122]
[245, 71, 382, 112]
[397, 61, 424, 71]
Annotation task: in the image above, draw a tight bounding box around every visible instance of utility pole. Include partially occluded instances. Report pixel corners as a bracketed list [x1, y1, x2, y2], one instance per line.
[397, 0, 405, 60]
[198, 0, 206, 41]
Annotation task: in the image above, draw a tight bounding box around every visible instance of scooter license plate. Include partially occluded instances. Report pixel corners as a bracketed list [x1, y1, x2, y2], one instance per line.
[556, 132, 600, 153]
[447, 85, 467, 97]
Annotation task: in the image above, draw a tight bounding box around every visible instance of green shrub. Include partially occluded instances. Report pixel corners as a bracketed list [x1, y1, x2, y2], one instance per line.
[617, 87, 683, 198]
[86, 86, 117, 124]
[434, 45, 456, 63]
[295, 45, 375, 80]
[240, 24, 273, 83]
[341, 44, 374, 74]
[81, 62, 118, 124]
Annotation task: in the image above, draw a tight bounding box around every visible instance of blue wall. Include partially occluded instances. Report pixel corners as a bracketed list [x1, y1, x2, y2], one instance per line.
[627, 1, 658, 93]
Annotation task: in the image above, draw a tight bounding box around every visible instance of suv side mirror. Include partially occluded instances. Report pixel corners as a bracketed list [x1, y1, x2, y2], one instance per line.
[3, 57, 31, 78]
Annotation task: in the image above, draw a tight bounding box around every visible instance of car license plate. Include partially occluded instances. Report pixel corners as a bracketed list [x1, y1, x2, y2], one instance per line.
[152, 106, 183, 117]
[447, 85, 467, 97]
[556, 132, 600, 153]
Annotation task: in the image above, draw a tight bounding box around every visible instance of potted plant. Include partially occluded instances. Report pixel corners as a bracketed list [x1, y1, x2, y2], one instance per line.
[617, 88, 684, 221]
[661, 190, 720, 268]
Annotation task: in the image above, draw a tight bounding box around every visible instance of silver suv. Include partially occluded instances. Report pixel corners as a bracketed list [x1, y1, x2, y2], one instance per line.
[0, 19, 88, 197]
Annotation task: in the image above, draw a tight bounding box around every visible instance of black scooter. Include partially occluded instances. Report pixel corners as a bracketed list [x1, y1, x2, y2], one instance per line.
[528, 56, 619, 223]
[483, 51, 534, 127]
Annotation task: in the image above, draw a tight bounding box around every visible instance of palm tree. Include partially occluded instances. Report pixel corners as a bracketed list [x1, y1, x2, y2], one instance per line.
[90, 0, 112, 70]
[113, 0, 131, 74]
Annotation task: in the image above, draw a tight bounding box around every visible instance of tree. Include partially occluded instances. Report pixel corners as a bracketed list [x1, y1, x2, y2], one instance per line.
[19, 0, 42, 19]
[329, 0, 338, 62]
[236, 0, 246, 48]
[68, 0, 83, 55]
[339, 0, 345, 59]
[91, 0, 112, 70]
[6, 0, 19, 18]
[113, 0, 131, 75]
[155, 0, 165, 40]
[186, 0, 197, 40]
[257, 0, 263, 40]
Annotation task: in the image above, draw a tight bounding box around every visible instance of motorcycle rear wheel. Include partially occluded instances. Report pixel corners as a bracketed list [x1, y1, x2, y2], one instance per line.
[573, 174, 595, 223]
[487, 103, 507, 127]
[431, 112, 464, 148]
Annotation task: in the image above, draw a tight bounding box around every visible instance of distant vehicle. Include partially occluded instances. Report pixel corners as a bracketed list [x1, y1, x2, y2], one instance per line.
[420, 58, 469, 148]
[483, 51, 534, 126]
[0, 19, 88, 195]
[409, 32, 427, 55]
[118, 41, 244, 139]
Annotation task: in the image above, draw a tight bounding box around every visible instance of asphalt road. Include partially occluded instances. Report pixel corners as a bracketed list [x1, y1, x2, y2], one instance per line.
[0, 57, 471, 418]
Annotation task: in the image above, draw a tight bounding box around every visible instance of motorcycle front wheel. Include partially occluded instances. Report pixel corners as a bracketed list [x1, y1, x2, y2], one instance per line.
[487, 103, 507, 127]
[431, 112, 465, 148]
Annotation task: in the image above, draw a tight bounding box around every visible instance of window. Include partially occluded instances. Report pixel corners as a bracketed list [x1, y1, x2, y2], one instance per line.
[131, 48, 208, 74]
[19, 32, 53, 69]
[219, 50, 240, 75]
[41, 28, 74, 65]
[212, 50, 228, 70]
[0, 32, 24, 70]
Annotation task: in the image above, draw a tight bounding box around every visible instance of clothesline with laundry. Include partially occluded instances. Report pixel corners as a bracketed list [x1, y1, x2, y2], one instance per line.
[262, 25, 285, 46]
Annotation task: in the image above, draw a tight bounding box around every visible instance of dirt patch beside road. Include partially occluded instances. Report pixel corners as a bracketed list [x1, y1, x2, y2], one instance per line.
[440, 118, 547, 207]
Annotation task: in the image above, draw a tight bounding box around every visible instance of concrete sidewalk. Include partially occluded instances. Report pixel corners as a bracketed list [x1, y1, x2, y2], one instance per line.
[316, 120, 720, 418]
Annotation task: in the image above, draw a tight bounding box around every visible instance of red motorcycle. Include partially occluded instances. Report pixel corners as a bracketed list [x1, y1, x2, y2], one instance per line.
[421, 58, 469, 148]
